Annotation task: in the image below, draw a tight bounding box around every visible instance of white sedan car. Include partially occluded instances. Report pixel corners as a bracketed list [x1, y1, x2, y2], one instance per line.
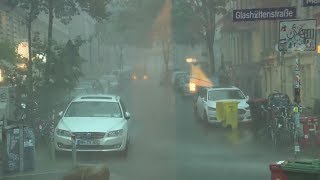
[194, 86, 251, 125]
[54, 95, 130, 154]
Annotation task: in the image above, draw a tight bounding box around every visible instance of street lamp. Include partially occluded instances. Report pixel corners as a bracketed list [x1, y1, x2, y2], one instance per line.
[186, 58, 197, 63]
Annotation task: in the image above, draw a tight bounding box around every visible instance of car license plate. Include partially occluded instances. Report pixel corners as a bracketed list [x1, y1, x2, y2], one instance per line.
[77, 139, 100, 145]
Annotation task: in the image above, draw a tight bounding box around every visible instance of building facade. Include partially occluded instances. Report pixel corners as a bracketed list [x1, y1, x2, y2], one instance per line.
[218, 0, 320, 108]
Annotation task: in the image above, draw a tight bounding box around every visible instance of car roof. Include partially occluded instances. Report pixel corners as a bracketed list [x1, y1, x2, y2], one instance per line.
[207, 86, 240, 91]
[72, 95, 120, 103]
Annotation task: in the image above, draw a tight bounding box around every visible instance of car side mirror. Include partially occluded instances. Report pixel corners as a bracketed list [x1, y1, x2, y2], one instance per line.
[125, 112, 130, 120]
[246, 95, 249, 100]
[58, 111, 64, 118]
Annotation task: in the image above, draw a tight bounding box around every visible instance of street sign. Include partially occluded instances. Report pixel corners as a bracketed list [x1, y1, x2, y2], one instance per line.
[303, 0, 320, 7]
[279, 19, 317, 52]
[233, 7, 296, 22]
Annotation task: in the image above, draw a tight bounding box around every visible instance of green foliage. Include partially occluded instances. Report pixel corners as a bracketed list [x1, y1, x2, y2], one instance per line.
[77, 0, 111, 22]
[172, 0, 202, 45]
[50, 0, 80, 25]
[48, 37, 84, 90]
[0, 40, 18, 64]
[15, 0, 45, 22]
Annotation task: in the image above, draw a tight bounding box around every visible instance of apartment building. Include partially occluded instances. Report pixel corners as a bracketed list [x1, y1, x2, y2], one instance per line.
[0, 3, 26, 43]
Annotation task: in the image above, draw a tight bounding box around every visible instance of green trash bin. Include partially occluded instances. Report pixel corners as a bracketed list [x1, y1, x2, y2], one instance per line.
[282, 159, 320, 180]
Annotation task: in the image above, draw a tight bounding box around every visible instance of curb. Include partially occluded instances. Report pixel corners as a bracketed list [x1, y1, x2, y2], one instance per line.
[1, 169, 68, 179]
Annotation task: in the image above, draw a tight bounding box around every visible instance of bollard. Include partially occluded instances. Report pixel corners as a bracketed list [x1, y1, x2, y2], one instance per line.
[71, 134, 77, 167]
[50, 135, 55, 161]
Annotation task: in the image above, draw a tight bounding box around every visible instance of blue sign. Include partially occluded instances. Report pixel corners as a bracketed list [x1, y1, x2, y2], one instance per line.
[303, 0, 320, 7]
[233, 7, 297, 22]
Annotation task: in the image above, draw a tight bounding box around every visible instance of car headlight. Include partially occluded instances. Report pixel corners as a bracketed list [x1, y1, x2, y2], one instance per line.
[56, 129, 71, 137]
[208, 107, 216, 111]
[107, 129, 123, 137]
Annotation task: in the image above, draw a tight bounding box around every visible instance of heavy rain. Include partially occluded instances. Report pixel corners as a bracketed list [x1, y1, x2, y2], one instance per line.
[0, 0, 320, 180]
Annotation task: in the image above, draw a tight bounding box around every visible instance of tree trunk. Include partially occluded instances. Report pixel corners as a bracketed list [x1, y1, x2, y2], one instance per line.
[206, 32, 213, 74]
[45, 0, 54, 83]
[43, 0, 54, 113]
[27, 2, 34, 94]
[26, 1, 34, 127]
[207, 9, 216, 75]
[162, 40, 169, 74]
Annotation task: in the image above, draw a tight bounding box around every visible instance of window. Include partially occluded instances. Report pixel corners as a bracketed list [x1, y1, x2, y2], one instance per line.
[208, 89, 245, 101]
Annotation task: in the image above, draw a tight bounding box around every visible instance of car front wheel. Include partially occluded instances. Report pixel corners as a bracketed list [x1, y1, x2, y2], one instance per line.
[120, 137, 129, 157]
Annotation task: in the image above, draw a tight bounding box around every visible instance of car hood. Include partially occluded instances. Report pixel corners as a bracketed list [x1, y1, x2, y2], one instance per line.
[57, 117, 125, 132]
[207, 99, 249, 109]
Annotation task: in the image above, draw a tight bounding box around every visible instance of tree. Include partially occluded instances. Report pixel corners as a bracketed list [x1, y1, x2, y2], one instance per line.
[10, 0, 44, 84]
[185, 0, 227, 74]
[0, 40, 19, 64]
[152, 0, 172, 75]
[0, 40, 20, 86]
[44, 0, 111, 84]
[172, 0, 201, 46]
[37, 37, 85, 113]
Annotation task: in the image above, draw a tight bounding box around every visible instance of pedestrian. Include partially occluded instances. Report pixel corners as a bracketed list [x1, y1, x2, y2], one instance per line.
[62, 164, 110, 180]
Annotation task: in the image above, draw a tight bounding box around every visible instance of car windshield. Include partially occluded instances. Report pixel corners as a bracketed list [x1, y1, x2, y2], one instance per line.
[208, 89, 245, 101]
[64, 102, 122, 118]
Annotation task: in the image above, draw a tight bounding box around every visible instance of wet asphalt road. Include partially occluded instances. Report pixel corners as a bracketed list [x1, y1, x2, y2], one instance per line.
[1, 73, 289, 180]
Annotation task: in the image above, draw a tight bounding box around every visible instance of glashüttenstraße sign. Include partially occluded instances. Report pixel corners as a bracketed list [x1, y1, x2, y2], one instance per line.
[233, 7, 297, 22]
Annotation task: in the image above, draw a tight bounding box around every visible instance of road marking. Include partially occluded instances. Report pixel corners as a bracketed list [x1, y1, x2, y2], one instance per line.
[1, 170, 68, 179]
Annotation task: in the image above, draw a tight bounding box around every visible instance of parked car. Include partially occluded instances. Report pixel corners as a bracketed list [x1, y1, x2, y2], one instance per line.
[54, 95, 131, 155]
[172, 71, 188, 90]
[179, 75, 196, 96]
[171, 71, 186, 85]
[194, 86, 251, 125]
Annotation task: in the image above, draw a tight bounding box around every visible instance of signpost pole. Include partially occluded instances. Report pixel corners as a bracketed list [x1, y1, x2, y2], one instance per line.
[293, 53, 301, 158]
[19, 125, 24, 172]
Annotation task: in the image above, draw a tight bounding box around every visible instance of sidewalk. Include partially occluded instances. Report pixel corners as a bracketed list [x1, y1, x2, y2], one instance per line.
[0, 144, 73, 180]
